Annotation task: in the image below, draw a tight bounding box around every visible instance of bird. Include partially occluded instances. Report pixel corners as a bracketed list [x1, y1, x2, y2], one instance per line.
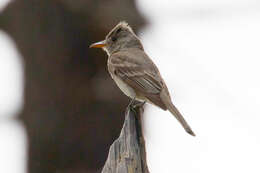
[90, 21, 195, 136]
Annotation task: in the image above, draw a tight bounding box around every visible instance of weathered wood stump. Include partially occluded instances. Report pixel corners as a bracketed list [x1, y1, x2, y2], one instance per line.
[102, 106, 150, 173]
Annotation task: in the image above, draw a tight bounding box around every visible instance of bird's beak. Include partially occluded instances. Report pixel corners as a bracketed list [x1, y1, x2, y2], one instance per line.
[89, 40, 106, 48]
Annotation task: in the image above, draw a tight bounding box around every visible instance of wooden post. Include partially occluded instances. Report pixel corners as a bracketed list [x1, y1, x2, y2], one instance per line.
[102, 106, 150, 173]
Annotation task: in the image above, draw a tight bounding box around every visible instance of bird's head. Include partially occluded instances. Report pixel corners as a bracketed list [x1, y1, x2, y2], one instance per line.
[90, 21, 143, 55]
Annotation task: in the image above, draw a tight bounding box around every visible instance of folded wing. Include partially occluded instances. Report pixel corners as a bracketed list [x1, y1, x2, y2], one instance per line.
[110, 52, 167, 110]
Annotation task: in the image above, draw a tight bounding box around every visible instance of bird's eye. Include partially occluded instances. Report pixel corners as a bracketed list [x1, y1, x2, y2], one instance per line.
[116, 28, 122, 34]
[111, 36, 117, 42]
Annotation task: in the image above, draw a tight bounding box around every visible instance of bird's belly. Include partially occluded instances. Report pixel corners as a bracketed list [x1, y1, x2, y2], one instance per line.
[112, 76, 147, 103]
[113, 76, 136, 99]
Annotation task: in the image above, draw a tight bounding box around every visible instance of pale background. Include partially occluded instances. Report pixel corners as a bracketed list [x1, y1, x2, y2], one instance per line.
[1, 0, 260, 172]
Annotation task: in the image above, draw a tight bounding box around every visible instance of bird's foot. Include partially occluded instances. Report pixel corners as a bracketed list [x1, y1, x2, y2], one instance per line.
[126, 96, 146, 114]
[128, 100, 146, 114]
[132, 101, 146, 109]
[127, 96, 136, 110]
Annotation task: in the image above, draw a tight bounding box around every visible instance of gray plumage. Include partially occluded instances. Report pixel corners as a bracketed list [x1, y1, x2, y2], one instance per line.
[90, 21, 195, 136]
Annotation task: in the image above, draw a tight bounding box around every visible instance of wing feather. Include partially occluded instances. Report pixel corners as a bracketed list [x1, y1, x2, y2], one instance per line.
[110, 51, 167, 110]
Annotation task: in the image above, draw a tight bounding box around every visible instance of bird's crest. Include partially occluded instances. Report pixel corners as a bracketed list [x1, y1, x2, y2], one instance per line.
[106, 21, 134, 39]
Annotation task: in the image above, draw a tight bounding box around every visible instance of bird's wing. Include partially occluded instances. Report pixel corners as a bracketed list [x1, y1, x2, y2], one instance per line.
[110, 51, 167, 110]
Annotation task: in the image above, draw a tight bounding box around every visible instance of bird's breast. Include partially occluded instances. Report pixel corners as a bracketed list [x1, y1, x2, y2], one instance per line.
[111, 72, 136, 99]
[107, 57, 146, 102]
[107, 61, 135, 99]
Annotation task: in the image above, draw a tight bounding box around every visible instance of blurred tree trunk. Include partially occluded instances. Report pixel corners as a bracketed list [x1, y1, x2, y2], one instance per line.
[0, 0, 146, 173]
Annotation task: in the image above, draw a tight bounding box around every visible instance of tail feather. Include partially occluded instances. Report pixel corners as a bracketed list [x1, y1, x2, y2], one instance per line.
[167, 102, 195, 136]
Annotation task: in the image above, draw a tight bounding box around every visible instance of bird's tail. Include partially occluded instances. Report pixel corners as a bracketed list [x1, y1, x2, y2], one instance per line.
[167, 102, 195, 136]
